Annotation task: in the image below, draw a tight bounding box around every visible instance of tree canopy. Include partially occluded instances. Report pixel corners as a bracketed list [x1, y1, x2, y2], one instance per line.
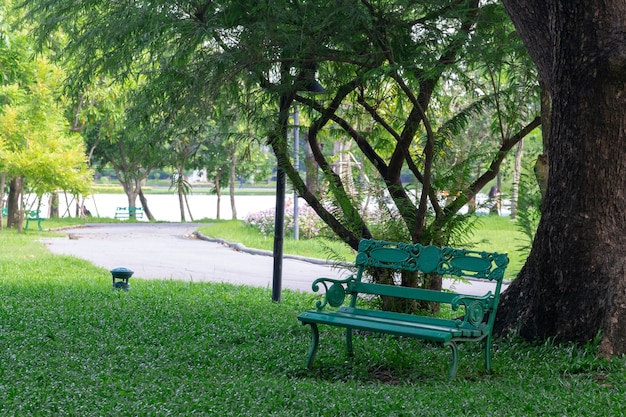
[29, 0, 539, 247]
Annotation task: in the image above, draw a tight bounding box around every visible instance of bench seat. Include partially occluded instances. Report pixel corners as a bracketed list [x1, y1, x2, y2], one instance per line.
[302, 304, 488, 336]
[299, 309, 458, 342]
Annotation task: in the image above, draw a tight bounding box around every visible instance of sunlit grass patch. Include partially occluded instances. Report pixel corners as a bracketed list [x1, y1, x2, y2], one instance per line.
[198, 220, 356, 262]
[200, 216, 525, 280]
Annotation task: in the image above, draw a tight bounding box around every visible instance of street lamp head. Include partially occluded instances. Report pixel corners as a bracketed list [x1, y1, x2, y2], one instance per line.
[298, 62, 326, 94]
[302, 79, 326, 94]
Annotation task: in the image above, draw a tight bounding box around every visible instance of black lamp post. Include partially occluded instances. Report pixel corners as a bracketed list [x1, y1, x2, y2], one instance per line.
[293, 104, 300, 241]
[271, 74, 325, 302]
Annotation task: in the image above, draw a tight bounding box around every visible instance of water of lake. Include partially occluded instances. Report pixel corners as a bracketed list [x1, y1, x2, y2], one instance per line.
[42, 193, 280, 222]
[28, 191, 510, 221]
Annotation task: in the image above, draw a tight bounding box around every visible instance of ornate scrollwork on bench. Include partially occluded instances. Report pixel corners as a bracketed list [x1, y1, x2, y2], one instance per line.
[311, 276, 355, 310]
[451, 293, 493, 327]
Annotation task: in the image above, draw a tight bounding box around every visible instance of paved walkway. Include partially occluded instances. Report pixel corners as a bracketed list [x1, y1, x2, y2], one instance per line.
[42, 223, 504, 295]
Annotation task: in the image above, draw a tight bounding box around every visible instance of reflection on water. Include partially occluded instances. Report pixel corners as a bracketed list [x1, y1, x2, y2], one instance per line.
[35, 193, 280, 222]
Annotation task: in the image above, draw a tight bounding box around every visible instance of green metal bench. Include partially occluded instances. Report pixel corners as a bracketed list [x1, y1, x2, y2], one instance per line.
[24, 210, 45, 231]
[114, 206, 144, 220]
[297, 239, 509, 378]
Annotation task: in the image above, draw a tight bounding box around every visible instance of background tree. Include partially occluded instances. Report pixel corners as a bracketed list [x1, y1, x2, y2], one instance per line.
[0, 0, 29, 228]
[158, 112, 219, 222]
[495, 0, 626, 355]
[85, 113, 163, 220]
[246, 1, 539, 280]
[169, 128, 200, 223]
[0, 56, 91, 229]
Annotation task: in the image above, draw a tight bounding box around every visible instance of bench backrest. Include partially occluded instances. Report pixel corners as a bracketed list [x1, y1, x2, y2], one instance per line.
[27, 210, 42, 219]
[350, 239, 508, 316]
[354, 239, 508, 282]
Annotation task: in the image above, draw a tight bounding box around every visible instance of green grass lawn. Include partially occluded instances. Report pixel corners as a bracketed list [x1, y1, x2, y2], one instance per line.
[472, 215, 529, 280]
[0, 227, 625, 415]
[197, 220, 357, 263]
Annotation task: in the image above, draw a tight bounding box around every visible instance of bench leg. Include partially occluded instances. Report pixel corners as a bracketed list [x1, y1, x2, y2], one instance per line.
[346, 328, 353, 356]
[24, 218, 29, 231]
[305, 323, 320, 369]
[37, 219, 42, 231]
[484, 334, 493, 373]
[445, 341, 459, 379]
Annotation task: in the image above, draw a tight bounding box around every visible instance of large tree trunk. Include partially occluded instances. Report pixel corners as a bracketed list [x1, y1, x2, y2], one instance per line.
[496, 0, 626, 355]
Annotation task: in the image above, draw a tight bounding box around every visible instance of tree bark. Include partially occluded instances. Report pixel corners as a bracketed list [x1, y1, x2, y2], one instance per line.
[138, 188, 155, 221]
[229, 146, 237, 220]
[535, 80, 551, 199]
[7, 177, 23, 229]
[49, 193, 59, 218]
[304, 133, 319, 197]
[184, 192, 194, 222]
[0, 172, 5, 230]
[177, 188, 186, 222]
[497, 0, 626, 354]
[214, 166, 225, 220]
[510, 140, 524, 219]
[124, 183, 140, 220]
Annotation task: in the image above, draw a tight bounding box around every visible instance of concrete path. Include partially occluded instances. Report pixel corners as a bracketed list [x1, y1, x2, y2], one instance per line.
[42, 223, 504, 295]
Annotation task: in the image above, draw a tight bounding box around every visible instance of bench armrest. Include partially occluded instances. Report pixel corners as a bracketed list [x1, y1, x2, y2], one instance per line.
[311, 276, 356, 310]
[450, 292, 494, 327]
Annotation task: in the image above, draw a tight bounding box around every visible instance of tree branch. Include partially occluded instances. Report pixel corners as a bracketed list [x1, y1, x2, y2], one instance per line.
[439, 115, 542, 222]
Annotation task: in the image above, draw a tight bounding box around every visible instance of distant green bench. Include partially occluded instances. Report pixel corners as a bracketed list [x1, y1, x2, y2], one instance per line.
[1, 207, 6, 217]
[25, 210, 45, 231]
[114, 206, 144, 220]
[297, 239, 509, 378]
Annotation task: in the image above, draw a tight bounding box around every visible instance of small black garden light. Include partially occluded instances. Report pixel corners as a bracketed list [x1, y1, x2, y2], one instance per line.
[111, 267, 134, 291]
